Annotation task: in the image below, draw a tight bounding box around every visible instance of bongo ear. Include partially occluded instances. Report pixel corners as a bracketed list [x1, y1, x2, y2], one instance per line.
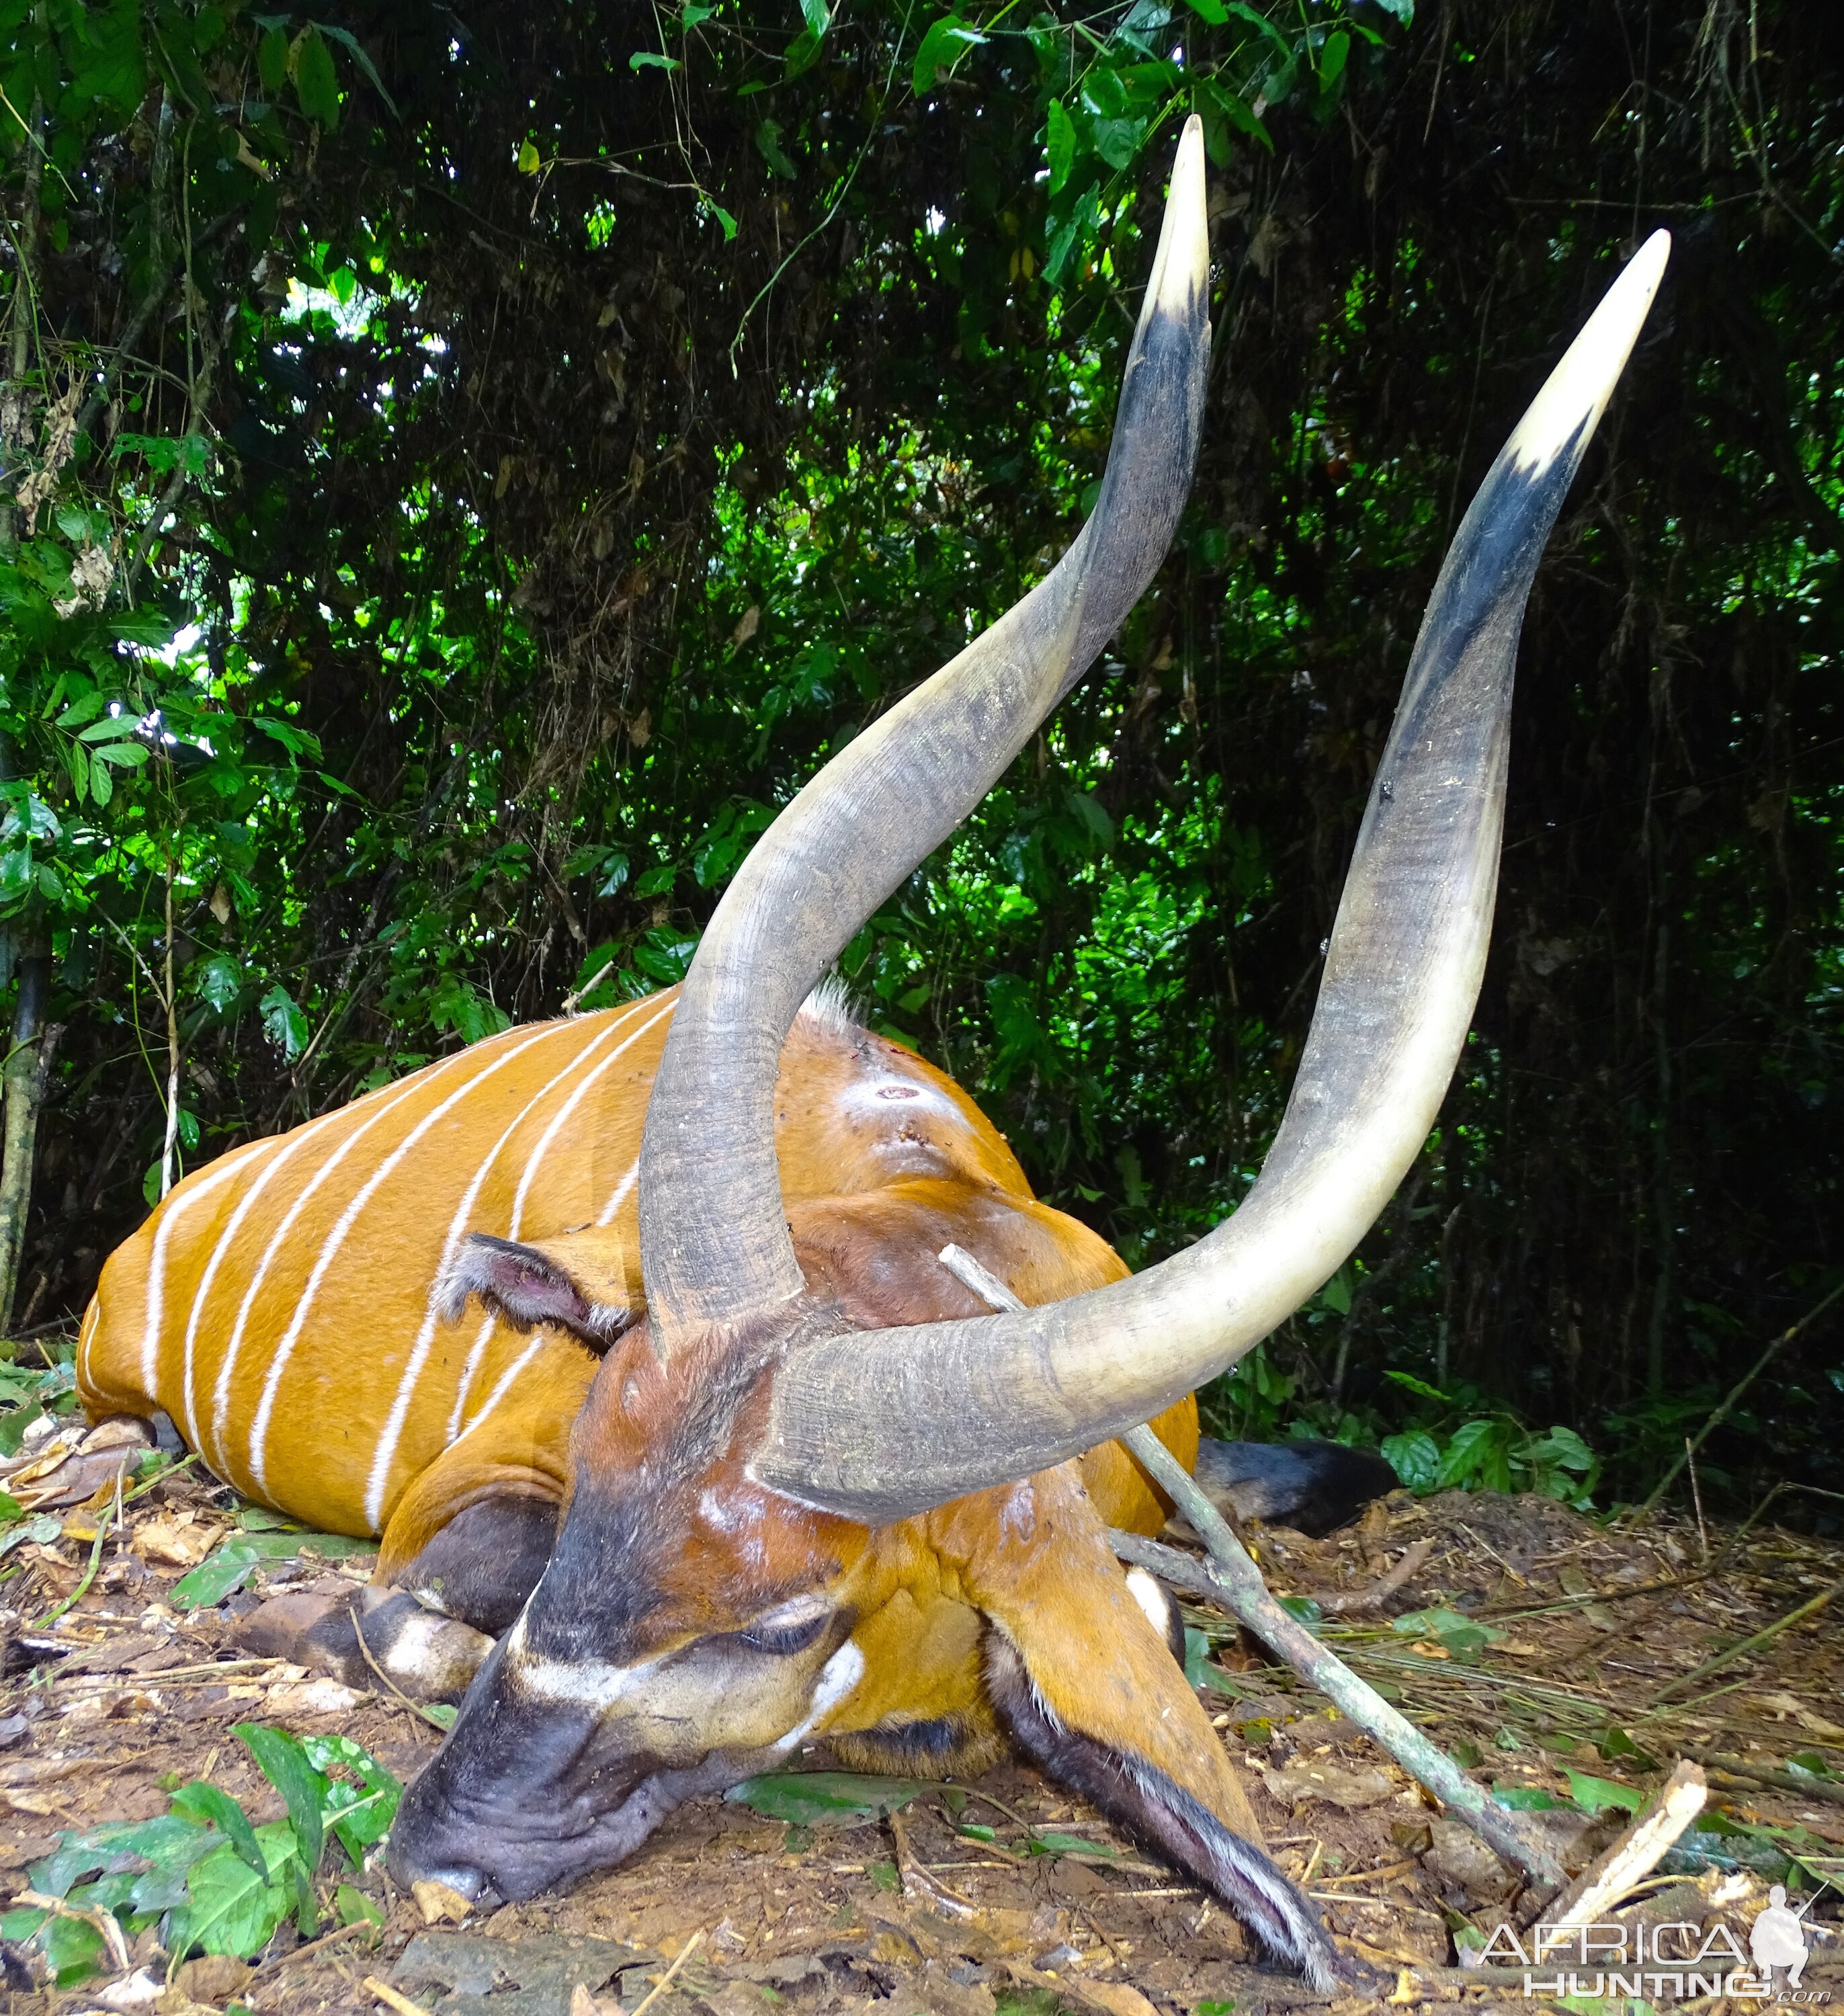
[938, 1468, 1343, 1989]
[435, 1228, 639, 1351]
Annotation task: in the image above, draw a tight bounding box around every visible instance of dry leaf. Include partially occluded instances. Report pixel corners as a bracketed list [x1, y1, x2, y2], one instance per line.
[413, 1876, 473, 1926]
[132, 1519, 218, 1569]
[1259, 1761, 1397, 1810]
[268, 1677, 368, 1716]
[1753, 1691, 1844, 1739]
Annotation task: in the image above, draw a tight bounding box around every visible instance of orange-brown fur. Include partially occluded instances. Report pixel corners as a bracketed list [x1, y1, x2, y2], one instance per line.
[81, 988, 1235, 1837]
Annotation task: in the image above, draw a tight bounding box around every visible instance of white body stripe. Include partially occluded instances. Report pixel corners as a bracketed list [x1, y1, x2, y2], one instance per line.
[595, 1158, 640, 1228]
[138, 1139, 271, 1392]
[178, 1111, 342, 1450]
[454, 1334, 547, 1446]
[244, 1022, 567, 1494]
[207, 1044, 491, 1474]
[444, 999, 671, 1439]
[361, 1006, 648, 1528]
[506, 1000, 671, 1233]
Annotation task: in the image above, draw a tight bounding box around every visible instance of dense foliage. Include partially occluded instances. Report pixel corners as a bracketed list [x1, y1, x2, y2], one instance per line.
[1, 0, 1839, 1511]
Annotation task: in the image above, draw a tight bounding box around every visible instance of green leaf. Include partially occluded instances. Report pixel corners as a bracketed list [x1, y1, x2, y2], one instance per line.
[1028, 1831, 1117, 1858]
[1492, 1784, 1568, 1811]
[257, 24, 289, 94]
[912, 13, 983, 93]
[704, 197, 739, 240]
[41, 1910, 106, 1986]
[301, 1733, 402, 1863]
[633, 862, 675, 898]
[1561, 1768, 1642, 1816]
[724, 1772, 927, 1828]
[517, 138, 540, 173]
[1046, 98, 1076, 194]
[171, 1530, 378, 1612]
[799, 0, 829, 35]
[1381, 1428, 1441, 1493]
[169, 1783, 268, 1883]
[1371, 0, 1413, 20]
[631, 927, 700, 985]
[335, 1884, 384, 1929]
[234, 1724, 326, 1873]
[631, 50, 681, 70]
[258, 983, 308, 1062]
[784, 27, 823, 75]
[317, 23, 401, 116]
[1181, 1625, 1212, 1688]
[1181, 0, 1228, 18]
[196, 954, 243, 1013]
[169, 1836, 290, 1960]
[1318, 28, 1350, 88]
[1435, 1417, 1503, 1488]
[755, 118, 798, 179]
[0, 1492, 19, 1525]
[292, 26, 341, 130]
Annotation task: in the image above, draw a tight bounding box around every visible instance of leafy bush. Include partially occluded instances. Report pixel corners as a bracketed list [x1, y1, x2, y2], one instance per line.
[0, 1725, 397, 1984]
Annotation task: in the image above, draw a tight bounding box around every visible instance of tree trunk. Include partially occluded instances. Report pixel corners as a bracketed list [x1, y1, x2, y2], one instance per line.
[0, 942, 56, 1333]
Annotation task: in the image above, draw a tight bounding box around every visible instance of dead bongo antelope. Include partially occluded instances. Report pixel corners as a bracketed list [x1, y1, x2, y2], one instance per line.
[74, 123, 1667, 1986]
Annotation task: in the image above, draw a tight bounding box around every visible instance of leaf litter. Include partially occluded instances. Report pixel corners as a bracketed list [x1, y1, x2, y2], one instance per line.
[0, 1357, 1834, 2011]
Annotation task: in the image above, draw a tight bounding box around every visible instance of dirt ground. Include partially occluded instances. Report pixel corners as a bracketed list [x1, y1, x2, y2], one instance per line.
[0, 1455, 1839, 2016]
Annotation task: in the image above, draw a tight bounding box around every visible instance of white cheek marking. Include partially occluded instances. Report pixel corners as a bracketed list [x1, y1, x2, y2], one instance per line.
[773, 1640, 866, 1753]
[247, 1023, 565, 1497]
[507, 1611, 665, 1709]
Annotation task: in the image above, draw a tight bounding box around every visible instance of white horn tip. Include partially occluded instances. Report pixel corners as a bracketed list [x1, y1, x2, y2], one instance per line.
[1505, 228, 1671, 476]
[1144, 116, 1209, 329]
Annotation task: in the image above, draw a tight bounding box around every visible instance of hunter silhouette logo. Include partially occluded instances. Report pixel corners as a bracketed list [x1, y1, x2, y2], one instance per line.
[1752, 1886, 1813, 1993]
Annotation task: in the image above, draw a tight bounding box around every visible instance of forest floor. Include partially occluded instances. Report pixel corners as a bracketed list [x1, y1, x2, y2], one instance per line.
[0, 1439, 1838, 2016]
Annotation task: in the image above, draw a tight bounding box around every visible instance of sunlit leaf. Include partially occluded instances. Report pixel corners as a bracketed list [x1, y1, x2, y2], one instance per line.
[1046, 98, 1076, 194]
[912, 13, 983, 93]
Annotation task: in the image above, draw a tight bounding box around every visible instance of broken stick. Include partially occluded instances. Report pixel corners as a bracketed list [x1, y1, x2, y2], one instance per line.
[936, 1242, 1565, 1891]
[1541, 1760, 1707, 1933]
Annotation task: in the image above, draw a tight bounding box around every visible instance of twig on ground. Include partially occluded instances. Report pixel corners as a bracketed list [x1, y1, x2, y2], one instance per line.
[348, 1603, 452, 1733]
[1318, 1540, 1438, 1615]
[933, 1241, 1564, 1891]
[889, 1805, 974, 1919]
[630, 1928, 706, 2016]
[262, 1917, 378, 1972]
[365, 1978, 435, 2016]
[1648, 1574, 1844, 1705]
[15, 1886, 131, 1970]
[1679, 1745, 1844, 1806]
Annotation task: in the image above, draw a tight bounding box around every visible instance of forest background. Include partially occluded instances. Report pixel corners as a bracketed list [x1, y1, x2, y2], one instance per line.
[0, 0, 1838, 1517]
